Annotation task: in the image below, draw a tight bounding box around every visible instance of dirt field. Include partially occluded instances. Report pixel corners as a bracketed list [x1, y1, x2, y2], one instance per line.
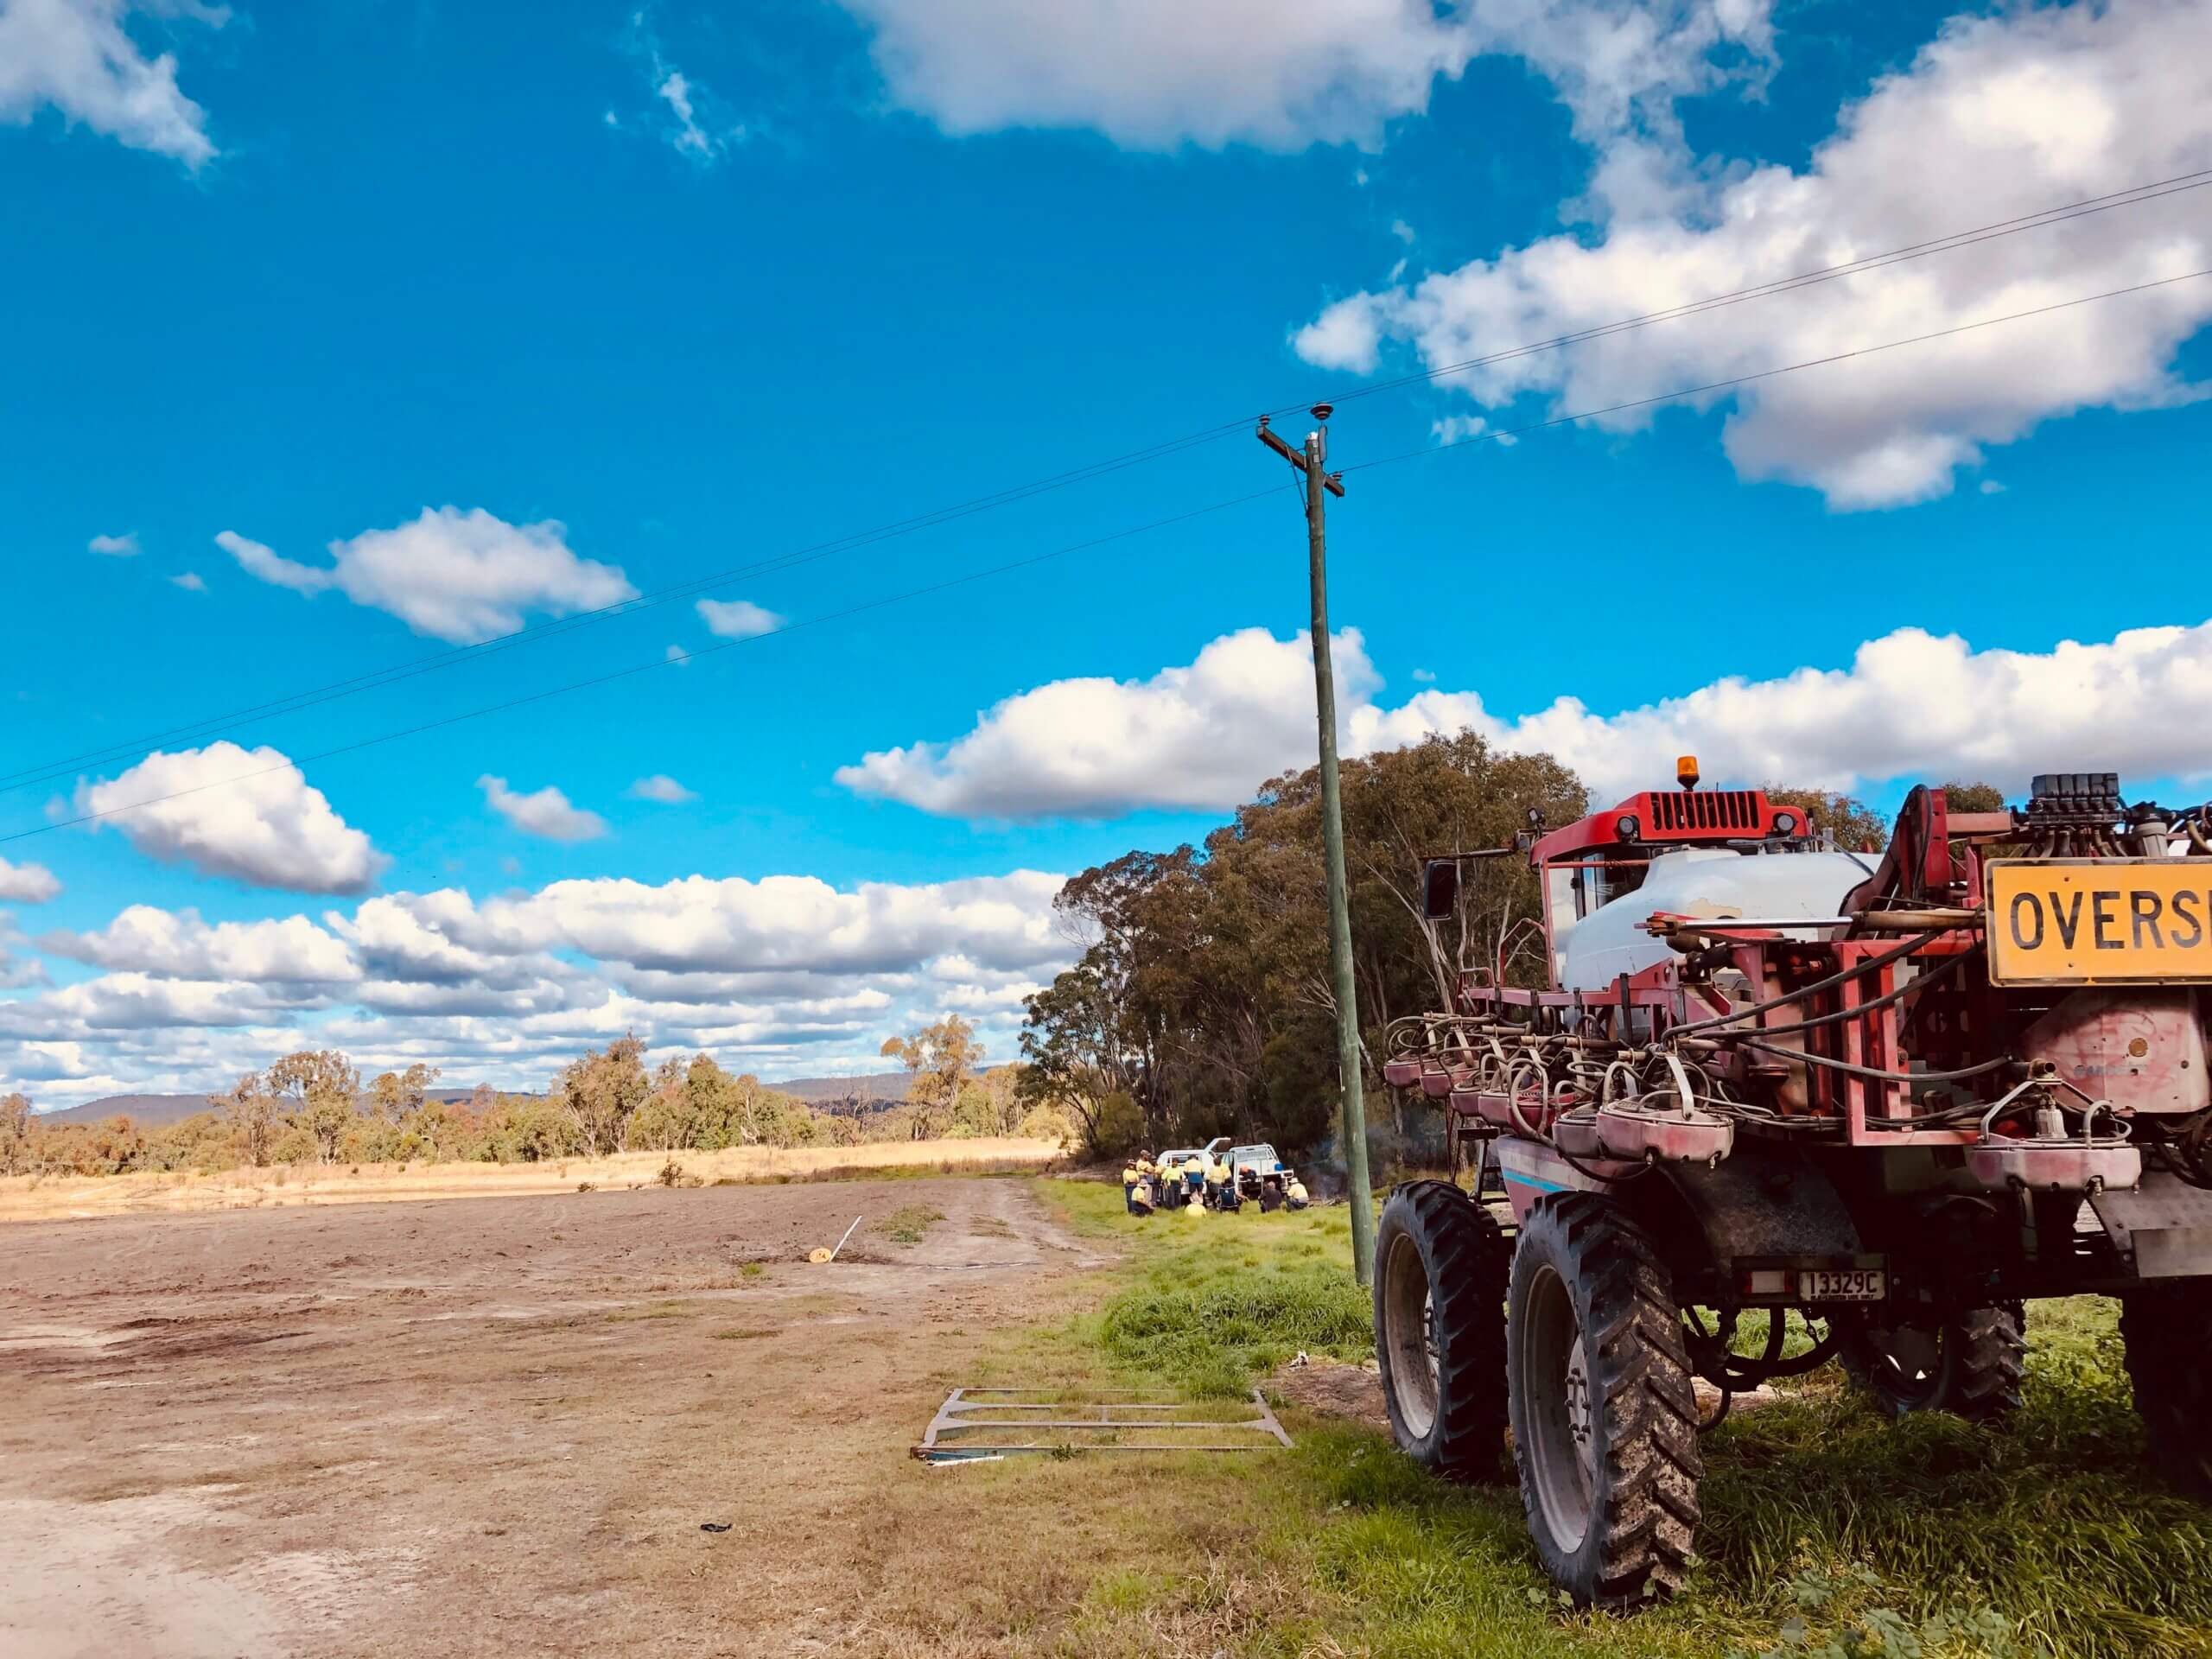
[0, 1175, 1114, 1657]
[0, 1137, 1067, 1223]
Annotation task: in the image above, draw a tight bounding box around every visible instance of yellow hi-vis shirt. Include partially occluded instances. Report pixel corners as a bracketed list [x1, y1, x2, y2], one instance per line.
[1122, 1165, 1139, 1185]
[1287, 1179, 1309, 1205]
[1181, 1156, 1205, 1178]
[1205, 1160, 1229, 1185]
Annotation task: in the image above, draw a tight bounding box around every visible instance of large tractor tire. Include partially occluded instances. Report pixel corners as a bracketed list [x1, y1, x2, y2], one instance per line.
[2121, 1281, 2212, 1497]
[1839, 1305, 2024, 1422]
[1374, 1181, 1510, 1483]
[1506, 1193, 1701, 1609]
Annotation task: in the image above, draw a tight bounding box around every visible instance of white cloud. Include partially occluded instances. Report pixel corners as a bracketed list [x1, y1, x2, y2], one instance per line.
[1295, 1, 2212, 508]
[74, 742, 388, 894]
[837, 615, 2212, 818]
[41, 906, 359, 983]
[392, 868, 1071, 977]
[169, 569, 205, 590]
[837, 626, 1360, 817]
[1, 862, 1073, 1103]
[665, 644, 691, 667]
[0, 0, 224, 167]
[617, 12, 741, 162]
[627, 774, 697, 804]
[1980, 479, 2007, 495]
[657, 68, 720, 158]
[476, 775, 607, 842]
[696, 597, 785, 639]
[218, 507, 637, 645]
[0, 858, 61, 904]
[834, 0, 1769, 151]
[87, 530, 137, 556]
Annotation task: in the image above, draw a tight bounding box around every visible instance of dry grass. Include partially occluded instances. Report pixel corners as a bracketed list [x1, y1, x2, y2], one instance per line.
[0, 1135, 1066, 1222]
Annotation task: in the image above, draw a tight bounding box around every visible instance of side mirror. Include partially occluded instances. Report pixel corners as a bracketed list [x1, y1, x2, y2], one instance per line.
[1421, 858, 1459, 921]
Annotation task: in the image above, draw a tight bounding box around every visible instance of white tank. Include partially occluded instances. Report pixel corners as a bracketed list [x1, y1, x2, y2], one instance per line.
[1558, 847, 1877, 992]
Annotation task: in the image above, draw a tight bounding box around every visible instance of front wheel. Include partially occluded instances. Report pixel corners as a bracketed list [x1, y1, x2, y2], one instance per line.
[1508, 1193, 1701, 1609]
[2122, 1281, 2212, 1497]
[1374, 1181, 1510, 1483]
[1838, 1306, 2024, 1421]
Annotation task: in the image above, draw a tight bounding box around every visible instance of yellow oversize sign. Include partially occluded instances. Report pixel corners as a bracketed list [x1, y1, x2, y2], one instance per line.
[1986, 859, 2212, 986]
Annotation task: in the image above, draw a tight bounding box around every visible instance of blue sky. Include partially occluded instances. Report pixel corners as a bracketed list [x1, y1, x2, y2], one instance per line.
[3, 0, 2209, 1103]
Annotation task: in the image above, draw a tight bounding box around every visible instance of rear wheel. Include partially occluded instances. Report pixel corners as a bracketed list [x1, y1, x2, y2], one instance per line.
[1839, 1306, 2024, 1421]
[1507, 1193, 1700, 1609]
[1374, 1181, 1510, 1483]
[2122, 1281, 2212, 1497]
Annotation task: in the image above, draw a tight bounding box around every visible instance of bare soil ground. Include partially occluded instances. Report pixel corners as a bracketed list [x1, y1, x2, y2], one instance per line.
[0, 1176, 1114, 1657]
[0, 1136, 1065, 1223]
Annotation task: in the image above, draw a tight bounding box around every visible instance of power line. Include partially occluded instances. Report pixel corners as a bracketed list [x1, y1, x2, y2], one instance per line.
[5, 486, 1287, 847]
[0, 420, 1248, 796]
[1313, 168, 2212, 414]
[10, 264, 2203, 852]
[10, 168, 2206, 796]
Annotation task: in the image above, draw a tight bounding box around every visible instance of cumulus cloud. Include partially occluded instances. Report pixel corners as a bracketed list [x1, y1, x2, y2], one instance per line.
[424, 868, 1072, 976]
[217, 508, 637, 645]
[0, 972, 333, 1039]
[696, 597, 785, 639]
[0, 858, 61, 904]
[169, 570, 205, 590]
[1294, 1, 2212, 507]
[41, 906, 359, 983]
[627, 774, 697, 804]
[74, 742, 388, 894]
[87, 531, 137, 556]
[0, 866, 1070, 1104]
[476, 776, 608, 842]
[837, 616, 2212, 818]
[0, 0, 224, 166]
[834, 0, 1769, 151]
[837, 627, 1363, 817]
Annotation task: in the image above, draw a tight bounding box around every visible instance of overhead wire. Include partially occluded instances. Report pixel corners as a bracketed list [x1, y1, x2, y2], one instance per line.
[7, 168, 2209, 796]
[7, 261, 2206, 851]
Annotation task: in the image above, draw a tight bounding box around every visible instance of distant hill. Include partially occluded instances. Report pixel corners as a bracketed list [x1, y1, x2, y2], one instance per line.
[765, 1073, 912, 1106]
[37, 1094, 218, 1127]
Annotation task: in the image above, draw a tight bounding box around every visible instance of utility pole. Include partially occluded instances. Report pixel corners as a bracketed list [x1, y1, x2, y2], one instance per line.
[1256, 405, 1376, 1287]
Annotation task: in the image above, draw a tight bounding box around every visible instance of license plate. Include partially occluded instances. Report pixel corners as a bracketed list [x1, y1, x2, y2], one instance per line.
[1798, 1268, 1885, 1302]
[1986, 860, 2212, 986]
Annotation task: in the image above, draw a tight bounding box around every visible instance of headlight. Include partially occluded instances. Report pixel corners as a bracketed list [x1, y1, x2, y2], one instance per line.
[1773, 810, 1798, 836]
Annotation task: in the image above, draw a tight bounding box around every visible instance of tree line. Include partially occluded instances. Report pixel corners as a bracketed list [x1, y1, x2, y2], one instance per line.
[2, 1013, 1071, 1179]
[1015, 732, 2002, 1162]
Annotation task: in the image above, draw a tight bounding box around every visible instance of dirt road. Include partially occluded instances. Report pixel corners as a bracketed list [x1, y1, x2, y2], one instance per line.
[0, 1177, 1112, 1657]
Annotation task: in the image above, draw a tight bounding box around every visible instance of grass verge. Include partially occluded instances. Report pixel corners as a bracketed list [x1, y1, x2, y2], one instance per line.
[1016, 1179, 2212, 1659]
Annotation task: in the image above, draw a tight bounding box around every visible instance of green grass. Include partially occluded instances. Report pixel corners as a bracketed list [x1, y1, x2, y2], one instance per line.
[1026, 1179, 2212, 1659]
[877, 1202, 947, 1245]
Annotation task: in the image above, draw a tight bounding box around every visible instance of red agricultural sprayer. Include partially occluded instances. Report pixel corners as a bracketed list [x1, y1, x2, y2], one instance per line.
[1374, 763, 2212, 1607]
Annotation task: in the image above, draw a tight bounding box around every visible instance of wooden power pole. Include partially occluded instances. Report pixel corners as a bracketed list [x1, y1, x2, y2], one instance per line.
[1256, 404, 1376, 1287]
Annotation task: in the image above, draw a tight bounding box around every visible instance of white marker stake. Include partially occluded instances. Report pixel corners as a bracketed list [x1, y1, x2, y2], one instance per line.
[827, 1215, 862, 1262]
